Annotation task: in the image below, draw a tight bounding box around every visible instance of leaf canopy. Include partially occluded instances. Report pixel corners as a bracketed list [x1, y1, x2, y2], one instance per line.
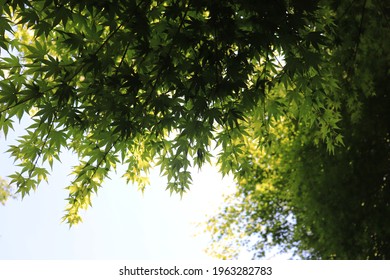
[1, 0, 387, 259]
[0, 0, 341, 224]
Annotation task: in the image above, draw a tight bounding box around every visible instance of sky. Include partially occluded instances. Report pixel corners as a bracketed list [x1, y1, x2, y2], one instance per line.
[0, 116, 239, 260]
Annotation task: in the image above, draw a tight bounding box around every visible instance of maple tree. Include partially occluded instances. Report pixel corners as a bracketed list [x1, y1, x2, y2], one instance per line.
[0, 0, 388, 259]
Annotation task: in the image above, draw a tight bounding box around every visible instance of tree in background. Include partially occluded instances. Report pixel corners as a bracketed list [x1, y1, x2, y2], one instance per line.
[205, 0, 390, 259]
[0, 177, 15, 205]
[0, 0, 388, 258]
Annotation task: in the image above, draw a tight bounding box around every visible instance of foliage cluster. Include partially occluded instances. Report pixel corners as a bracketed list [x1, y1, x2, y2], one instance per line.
[1, 0, 339, 223]
[0, 0, 388, 259]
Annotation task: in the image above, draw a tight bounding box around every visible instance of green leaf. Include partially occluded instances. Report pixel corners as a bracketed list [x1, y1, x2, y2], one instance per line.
[0, 114, 14, 138]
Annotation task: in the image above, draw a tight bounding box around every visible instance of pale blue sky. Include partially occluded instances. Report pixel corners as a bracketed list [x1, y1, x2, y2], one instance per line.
[0, 117, 236, 260]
